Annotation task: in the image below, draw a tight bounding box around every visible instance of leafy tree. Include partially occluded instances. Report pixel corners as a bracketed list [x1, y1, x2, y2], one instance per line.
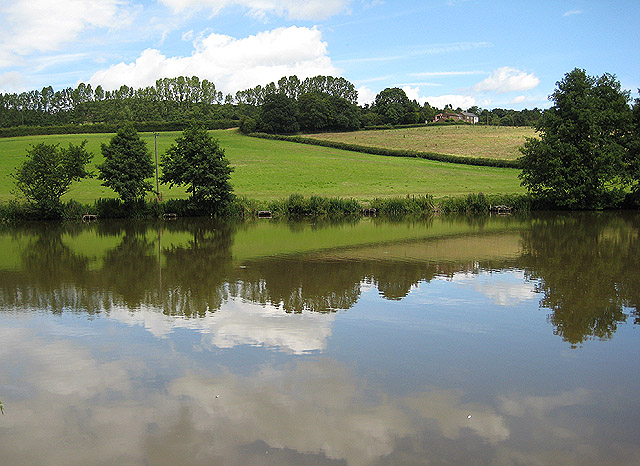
[12, 141, 92, 217]
[372, 87, 418, 125]
[519, 69, 634, 209]
[627, 94, 640, 202]
[98, 125, 155, 204]
[161, 124, 234, 214]
[258, 93, 300, 133]
[298, 92, 329, 131]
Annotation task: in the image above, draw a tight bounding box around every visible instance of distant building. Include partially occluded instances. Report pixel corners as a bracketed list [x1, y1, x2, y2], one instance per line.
[461, 111, 479, 124]
[433, 111, 478, 124]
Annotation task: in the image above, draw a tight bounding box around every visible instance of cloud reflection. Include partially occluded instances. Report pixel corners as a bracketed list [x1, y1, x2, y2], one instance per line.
[109, 297, 336, 354]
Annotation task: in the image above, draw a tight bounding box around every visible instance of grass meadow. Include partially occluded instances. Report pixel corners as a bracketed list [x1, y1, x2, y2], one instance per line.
[305, 125, 536, 160]
[0, 129, 526, 203]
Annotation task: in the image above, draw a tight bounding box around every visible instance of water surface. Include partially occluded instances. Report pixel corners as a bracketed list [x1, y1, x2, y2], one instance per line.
[0, 213, 639, 465]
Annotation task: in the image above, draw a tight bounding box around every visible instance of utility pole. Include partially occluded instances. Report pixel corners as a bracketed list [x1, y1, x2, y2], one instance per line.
[154, 132, 160, 199]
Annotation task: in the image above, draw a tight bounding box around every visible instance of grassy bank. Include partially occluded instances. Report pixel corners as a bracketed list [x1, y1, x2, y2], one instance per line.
[0, 193, 532, 222]
[0, 129, 525, 204]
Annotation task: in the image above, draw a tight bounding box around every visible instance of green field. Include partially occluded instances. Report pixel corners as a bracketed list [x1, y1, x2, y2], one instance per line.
[0, 129, 525, 203]
[305, 125, 536, 160]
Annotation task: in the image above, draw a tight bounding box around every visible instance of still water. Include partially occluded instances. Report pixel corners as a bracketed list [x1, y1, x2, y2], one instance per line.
[0, 212, 639, 465]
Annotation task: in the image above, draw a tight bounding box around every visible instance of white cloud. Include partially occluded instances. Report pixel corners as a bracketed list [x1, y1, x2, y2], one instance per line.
[473, 66, 540, 94]
[402, 85, 421, 101]
[511, 95, 526, 104]
[563, 9, 583, 17]
[357, 85, 377, 106]
[159, 0, 351, 20]
[88, 26, 340, 94]
[0, 0, 129, 56]
[0, 71, 26, 92]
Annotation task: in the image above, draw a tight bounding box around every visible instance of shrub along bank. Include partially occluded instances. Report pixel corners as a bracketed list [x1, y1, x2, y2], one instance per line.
[249, 132, 521, 169]
[0, 193, 532, 222]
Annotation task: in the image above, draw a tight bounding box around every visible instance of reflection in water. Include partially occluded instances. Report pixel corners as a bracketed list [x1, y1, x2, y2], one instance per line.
[1, 213, 638, 345]
[521, 212, 640, 346]
[1, 214, 640, 465]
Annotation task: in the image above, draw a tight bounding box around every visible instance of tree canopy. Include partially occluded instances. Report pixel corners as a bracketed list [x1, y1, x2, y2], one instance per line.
[160, 124, 234, 214]
[519, 68, 637, 209]
[98, 125, 155, 204]
[12, 141, 92, 217]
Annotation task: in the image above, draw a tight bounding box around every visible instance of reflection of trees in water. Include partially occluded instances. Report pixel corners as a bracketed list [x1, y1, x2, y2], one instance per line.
[521, 212, 640, 346]
[229, 259, 363, 313]
[161, 220, 235, 316]
[228, 258, 461, 312]
[0, 220, 485, 316]
[7, 214, 638, 347]
[0, 222, 98, 313]
[0, 220, 236, 316]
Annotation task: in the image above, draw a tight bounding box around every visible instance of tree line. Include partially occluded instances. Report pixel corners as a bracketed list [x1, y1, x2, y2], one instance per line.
[12, 124, 233, 218]
[1, 75, 542, 131]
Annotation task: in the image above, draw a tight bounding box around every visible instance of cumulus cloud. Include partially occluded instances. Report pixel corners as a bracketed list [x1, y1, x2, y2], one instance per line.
[0, 71, 26, 92]
[356, 86, 377, 105]
[473, 66, 540, 94]
[88, 26, 340, 94]
[159, 0, 351, 20]
[511, 95, 526, 104]
[0, 0, 129, 56]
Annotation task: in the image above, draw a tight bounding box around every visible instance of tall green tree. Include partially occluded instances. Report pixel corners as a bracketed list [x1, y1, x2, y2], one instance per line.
[161, 124, 234, 214]
[519, 68, 634, 209]
[258, 93, 300, 133]
[98, 125, 155, 204]
[12, 141, 93, 217]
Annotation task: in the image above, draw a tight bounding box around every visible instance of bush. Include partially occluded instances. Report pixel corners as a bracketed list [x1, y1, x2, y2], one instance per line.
[0, 200, 28, 221]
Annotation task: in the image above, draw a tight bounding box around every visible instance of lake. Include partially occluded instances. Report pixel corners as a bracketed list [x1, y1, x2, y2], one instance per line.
[0, 212, 639, 465]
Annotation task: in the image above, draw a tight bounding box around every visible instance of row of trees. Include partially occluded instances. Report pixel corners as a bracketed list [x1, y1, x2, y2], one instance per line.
[12, 124, 234, 218]
[1, 75, 541, 130]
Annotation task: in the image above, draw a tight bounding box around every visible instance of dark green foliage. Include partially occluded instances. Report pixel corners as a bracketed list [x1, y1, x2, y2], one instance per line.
[239, 116, 257, 134]
[297, 92, 361, 132]
[371, 88, 419, 125]
[161, 124, 234, 215]
[369, 195, 435, 217]
[627, 95, 640, 196]
[298, 93, 329, 131]
[98, 125, 155, 204]
[519, 69, 635, 209]
[249, 132, 520, 168]
[436, 193, 530, 214]
[0, 120, 239, 138]
[12, 141, 92, 218]
[258, 93, 300, 134]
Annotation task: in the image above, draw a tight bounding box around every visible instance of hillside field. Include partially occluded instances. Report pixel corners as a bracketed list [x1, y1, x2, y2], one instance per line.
[305, 125, 536, 160]
[0, 129, 525, 203]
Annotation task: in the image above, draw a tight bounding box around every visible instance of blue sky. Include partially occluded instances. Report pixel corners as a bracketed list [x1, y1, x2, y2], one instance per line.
[0, 0, 637, 110]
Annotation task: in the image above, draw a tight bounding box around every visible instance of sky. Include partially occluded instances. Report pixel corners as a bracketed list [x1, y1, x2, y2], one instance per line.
[0, 0, 638, 110]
